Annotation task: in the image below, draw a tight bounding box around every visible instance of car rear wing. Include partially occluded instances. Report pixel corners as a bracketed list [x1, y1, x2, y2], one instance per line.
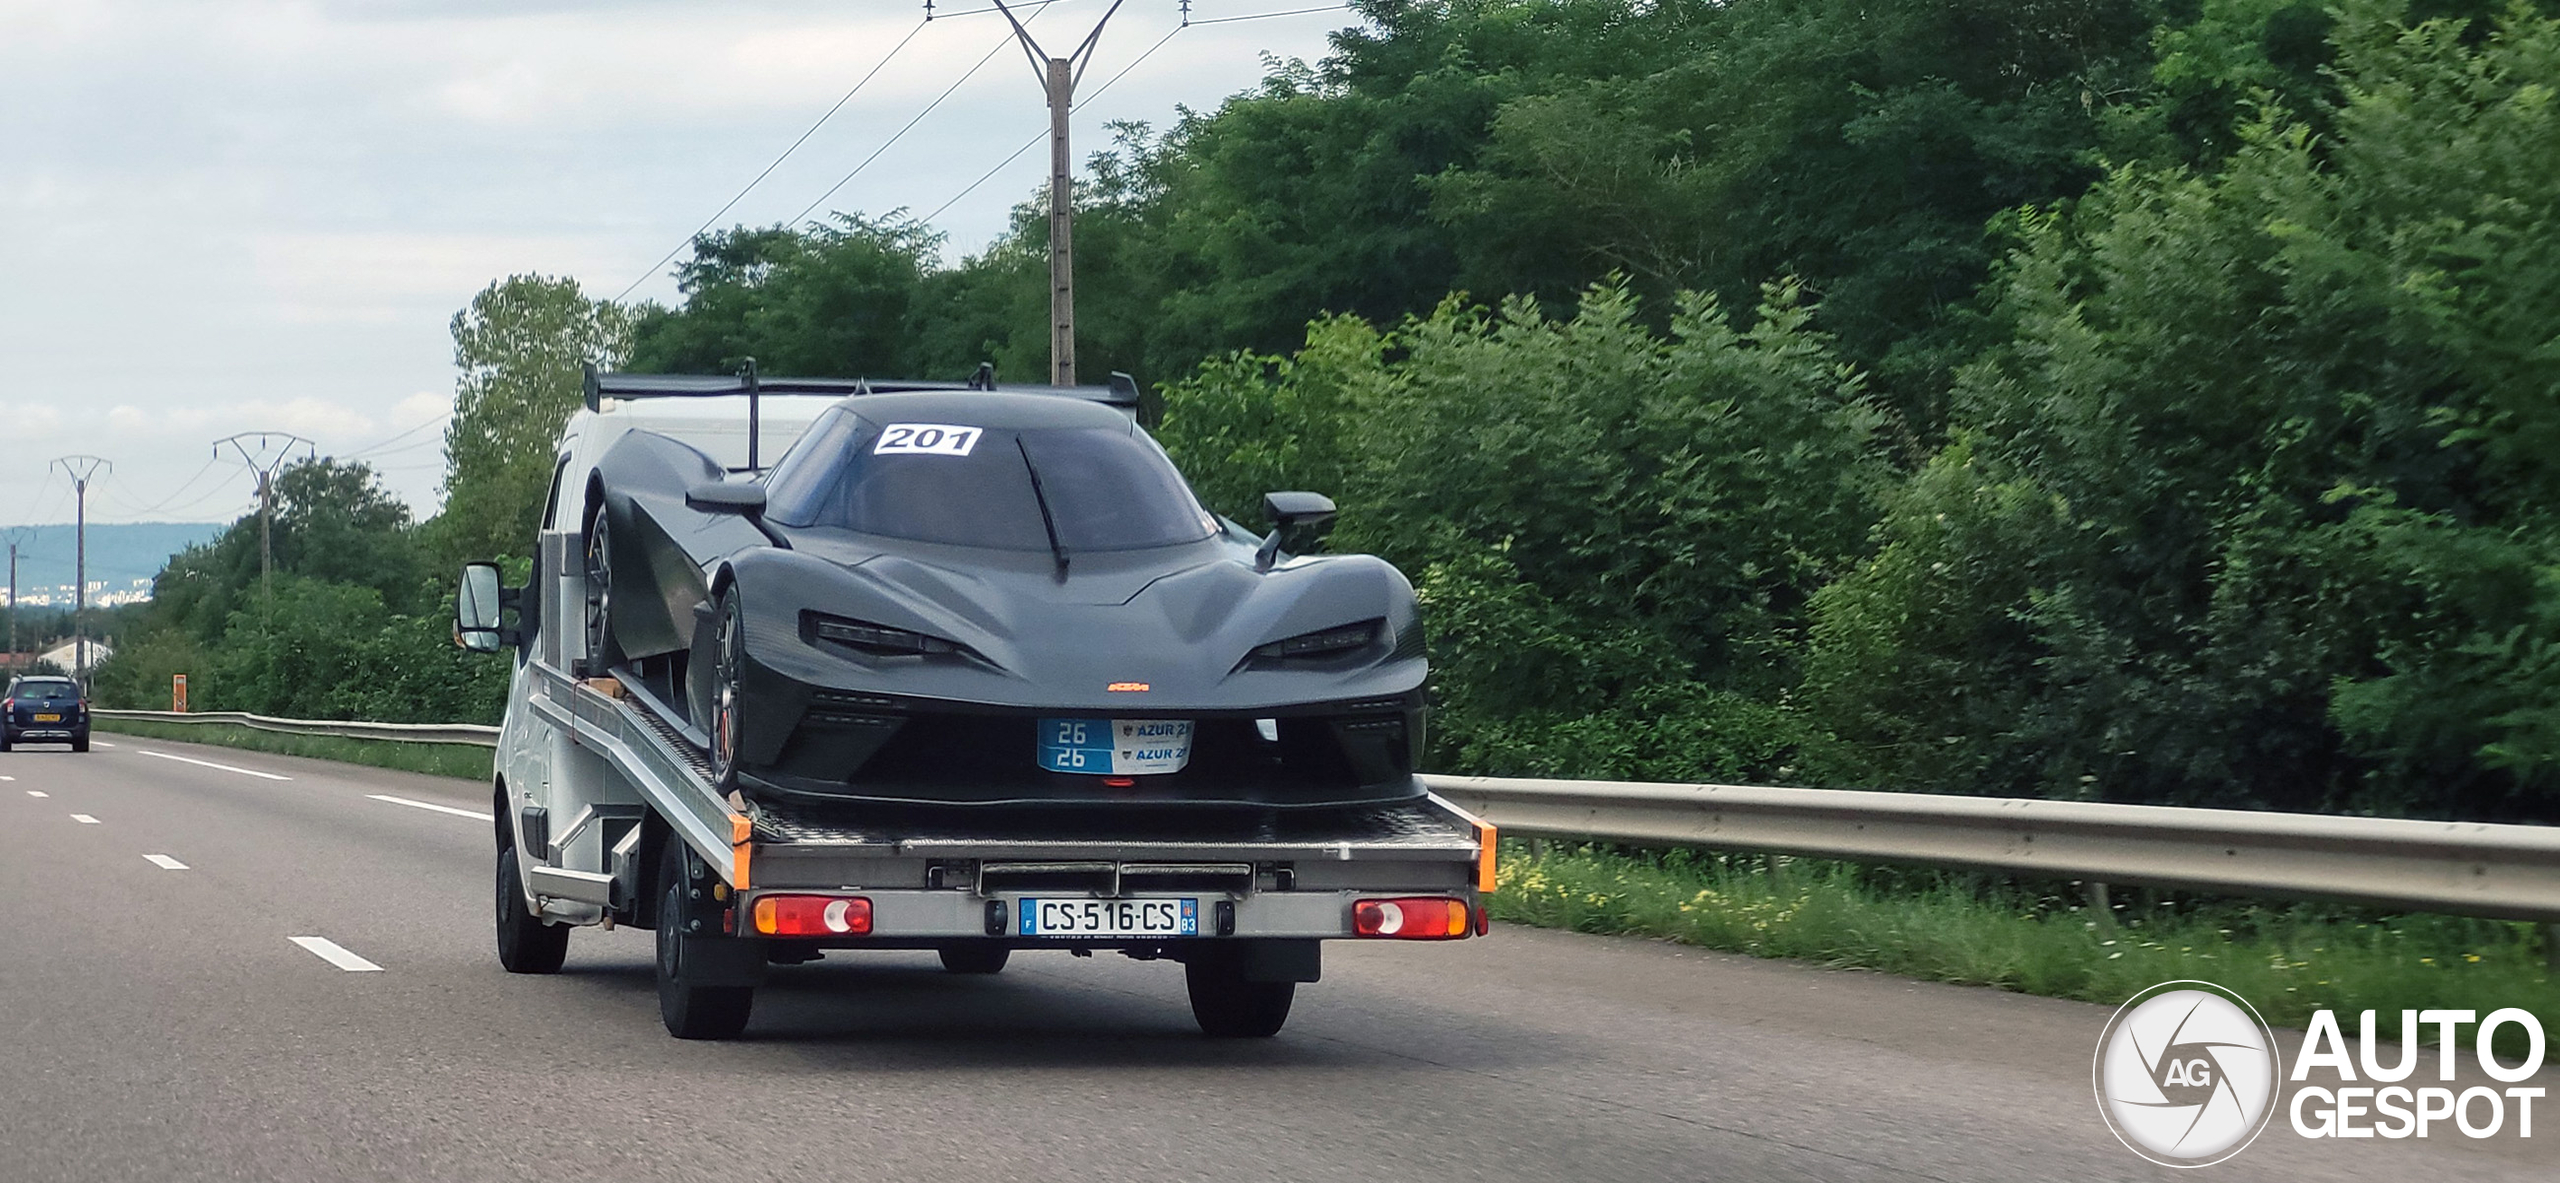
[583, 362, 1152, 466]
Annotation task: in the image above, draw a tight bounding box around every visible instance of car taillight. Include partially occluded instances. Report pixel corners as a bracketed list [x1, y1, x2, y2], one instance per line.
[1352, 897, 1471, 939]
[751, 894, 872, 937]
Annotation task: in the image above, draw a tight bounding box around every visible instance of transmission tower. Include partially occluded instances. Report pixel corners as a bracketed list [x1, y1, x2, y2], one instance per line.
[3, 525, 27, 673]
[990, 0, 1128, 386]
[214, 433, 316, 602]
[50, 457, 109, 685]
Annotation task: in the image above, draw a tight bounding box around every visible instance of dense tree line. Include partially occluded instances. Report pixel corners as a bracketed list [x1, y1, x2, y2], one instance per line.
[89, 459, 508, 723]
[100, 0, 2560, 826]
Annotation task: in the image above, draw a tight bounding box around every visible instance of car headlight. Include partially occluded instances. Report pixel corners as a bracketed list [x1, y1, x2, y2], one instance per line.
[807, 614, 959, 656]
[1251, 619, 1381, 661]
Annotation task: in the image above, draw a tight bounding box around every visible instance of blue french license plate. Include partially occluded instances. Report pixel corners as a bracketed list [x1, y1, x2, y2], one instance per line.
[1019, 897, 1198, 937]
[1036, 718, 1194, 775]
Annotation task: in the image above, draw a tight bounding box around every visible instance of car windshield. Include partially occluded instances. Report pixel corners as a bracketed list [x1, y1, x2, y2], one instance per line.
[14, 680, 75, 700]
[763, 408, 1218, 553]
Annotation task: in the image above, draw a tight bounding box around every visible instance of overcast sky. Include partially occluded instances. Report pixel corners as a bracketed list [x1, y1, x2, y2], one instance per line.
[0, 0, 1350, 529]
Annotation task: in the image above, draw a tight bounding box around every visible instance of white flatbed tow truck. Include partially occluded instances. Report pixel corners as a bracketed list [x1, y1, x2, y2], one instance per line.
[455, 372, 1494, 1039]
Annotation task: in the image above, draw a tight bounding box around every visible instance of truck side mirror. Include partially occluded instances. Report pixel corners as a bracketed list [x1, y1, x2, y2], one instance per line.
[1256, 491, 1337, 571]
[456, 562, 506, 652]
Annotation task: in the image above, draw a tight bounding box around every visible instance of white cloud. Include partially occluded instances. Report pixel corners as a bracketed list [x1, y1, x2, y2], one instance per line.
[0, 402, 68, 441]
[253, 231, 624, 324]
[0, 0, 1350, 529]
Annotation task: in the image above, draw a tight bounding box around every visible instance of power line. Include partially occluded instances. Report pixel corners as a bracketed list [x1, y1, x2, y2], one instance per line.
[126, 469, 252, 522]
[787, 2, 1058, 227]
[1186, 2, 1351, 26]
[343, 411, 454, 461]
[344, 435, 446, 463]
[24, 474, 73, 532]
[621, 0, 1359, 304]
[611, 16, 935, 303]
[98, 455, 225, 519]
[923, 20, 1182, 223]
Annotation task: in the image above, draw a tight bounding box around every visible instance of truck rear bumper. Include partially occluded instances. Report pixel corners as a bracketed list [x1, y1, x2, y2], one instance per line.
[732, 886, 1480, 942]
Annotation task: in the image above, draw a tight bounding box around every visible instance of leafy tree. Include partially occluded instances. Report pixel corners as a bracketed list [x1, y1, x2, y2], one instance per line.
[437, 274, 631, 566]
[1809, 0, 2560, 819]
[626, 213, 947, 378]
[1161, 279, 1885, 780]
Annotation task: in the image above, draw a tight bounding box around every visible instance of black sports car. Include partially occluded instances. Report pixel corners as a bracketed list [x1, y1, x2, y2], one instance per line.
[584, 379, 1427, 813]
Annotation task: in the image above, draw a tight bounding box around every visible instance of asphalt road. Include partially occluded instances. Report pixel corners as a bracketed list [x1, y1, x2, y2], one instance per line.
[1, 733, 2546, 1182]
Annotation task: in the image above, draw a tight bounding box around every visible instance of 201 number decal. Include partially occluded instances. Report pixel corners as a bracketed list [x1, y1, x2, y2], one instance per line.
[874, 424, 983, 456]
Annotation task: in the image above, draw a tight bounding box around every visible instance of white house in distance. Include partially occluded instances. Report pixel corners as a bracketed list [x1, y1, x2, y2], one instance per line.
[34, 638, 113, 675]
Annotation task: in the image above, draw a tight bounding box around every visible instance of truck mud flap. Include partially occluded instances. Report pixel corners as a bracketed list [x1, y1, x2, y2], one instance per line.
[676, 934, 770, 987]
[1204, 938, 1319, 984]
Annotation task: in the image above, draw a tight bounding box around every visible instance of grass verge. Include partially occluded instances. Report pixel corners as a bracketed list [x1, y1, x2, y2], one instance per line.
[96, 720, 492, 781]
[1489, 840, 2557, 1053]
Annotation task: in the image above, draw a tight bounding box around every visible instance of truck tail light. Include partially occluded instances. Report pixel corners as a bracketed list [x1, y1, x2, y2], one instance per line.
[1352, 897, 1470, 939]
[752, 894, 872, 936]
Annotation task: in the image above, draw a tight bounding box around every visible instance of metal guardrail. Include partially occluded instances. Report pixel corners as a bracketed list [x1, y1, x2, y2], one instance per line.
[94, 709, 499, 748]
[88, 710, 2559, 921]
[1421, 775, 2560, 924]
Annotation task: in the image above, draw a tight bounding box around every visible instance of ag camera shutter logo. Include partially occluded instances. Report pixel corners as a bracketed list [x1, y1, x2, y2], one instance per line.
[2093, 981, 2283, 1167]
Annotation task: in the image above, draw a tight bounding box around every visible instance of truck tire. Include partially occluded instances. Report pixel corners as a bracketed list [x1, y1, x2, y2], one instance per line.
[656, 842, 754, 1039]
[938, 942, 1010, 974]
[1185, 952, 1294, 1038]
[494, 846, 570, 974]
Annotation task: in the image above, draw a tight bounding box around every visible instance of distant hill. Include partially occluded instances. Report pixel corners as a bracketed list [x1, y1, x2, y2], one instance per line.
[3, 521, 229, 607]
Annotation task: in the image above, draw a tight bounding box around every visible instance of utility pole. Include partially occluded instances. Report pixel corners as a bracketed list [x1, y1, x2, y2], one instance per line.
[991, 0, 1126, 386]
[214, 433, 316, 602]
[4, 528, 21, 674]
[51, 457, 109, 687]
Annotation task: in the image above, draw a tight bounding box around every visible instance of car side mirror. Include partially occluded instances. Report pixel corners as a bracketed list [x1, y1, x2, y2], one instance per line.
[1256, 491, 1337, 571]
[686, 482, 767, 517]
[455, 562, 506, 652]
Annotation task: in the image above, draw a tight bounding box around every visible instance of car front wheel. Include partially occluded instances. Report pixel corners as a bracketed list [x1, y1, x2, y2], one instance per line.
[706, 587, 747, 791]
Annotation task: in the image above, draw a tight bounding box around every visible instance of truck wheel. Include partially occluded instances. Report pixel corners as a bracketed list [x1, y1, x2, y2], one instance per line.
[938, 943, 1010, 974]
[656, 842, 754, 1039]
[1185, 953, 1295, 1038]
[494, 846, 570, 974]
[706, 587, 746, 791]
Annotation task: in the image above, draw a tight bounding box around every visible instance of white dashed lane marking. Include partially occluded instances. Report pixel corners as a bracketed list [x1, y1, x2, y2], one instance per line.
[366, 794, 493, 822]
[143, 855, 189, 870]
[26, 790, 47, 798]
[289, 937, 382, 972]
[136, 750, 291, 781]
[70, 814, 100, 824]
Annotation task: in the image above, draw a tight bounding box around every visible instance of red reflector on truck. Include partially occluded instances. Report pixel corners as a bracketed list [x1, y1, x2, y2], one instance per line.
[1351, 897, 1470, 939]
[752, 895, 873, 937]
